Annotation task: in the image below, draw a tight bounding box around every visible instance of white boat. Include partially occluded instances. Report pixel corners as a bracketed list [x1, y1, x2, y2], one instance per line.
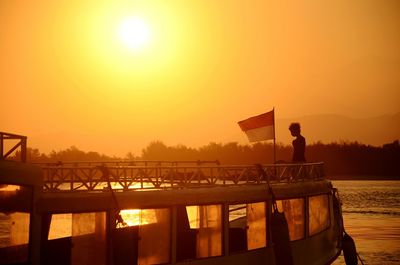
[0, 132, 345, 265]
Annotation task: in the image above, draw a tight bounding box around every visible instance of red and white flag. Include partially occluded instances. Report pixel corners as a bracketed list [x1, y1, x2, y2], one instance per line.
[238, 109, 275, 142]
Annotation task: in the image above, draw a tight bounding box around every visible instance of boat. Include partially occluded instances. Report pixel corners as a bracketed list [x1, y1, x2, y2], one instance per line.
[0, 131, 345, 265]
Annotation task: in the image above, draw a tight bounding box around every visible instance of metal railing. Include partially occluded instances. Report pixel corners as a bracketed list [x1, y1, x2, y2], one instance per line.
[33, 160, 220, 167]
[39, 162, 325, 192]
[0, 132, 27, 162]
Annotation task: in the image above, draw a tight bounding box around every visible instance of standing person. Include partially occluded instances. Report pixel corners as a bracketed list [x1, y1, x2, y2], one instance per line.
[289, 123, 306, 162]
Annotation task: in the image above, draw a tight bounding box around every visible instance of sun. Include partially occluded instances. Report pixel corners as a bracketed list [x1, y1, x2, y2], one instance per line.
[117, 17, 151, 49]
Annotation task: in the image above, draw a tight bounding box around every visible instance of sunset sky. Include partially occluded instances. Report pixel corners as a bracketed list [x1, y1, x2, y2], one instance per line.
[1, 0, 399, 156]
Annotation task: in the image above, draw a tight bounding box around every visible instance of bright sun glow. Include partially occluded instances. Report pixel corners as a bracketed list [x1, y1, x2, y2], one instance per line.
[120, 209, 156, 226]
[117, 17, 151, 49]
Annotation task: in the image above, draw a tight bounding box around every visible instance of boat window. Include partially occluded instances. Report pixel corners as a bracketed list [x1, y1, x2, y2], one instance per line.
[116, 208, 171, 265]
[228, 204, 247, 253]
[0, 184, 21, 191]
[43, 212, 107, 265]
[0, 184, 32, 264]
[177, 204, 222, 261]
[309, 194, 330, 236]
[247, 202, 267, 249]
[276, 198, 305, 241]
[0, 212, 30, 264]
[48, 213, 72, 239]
[229, 202, 267, 253]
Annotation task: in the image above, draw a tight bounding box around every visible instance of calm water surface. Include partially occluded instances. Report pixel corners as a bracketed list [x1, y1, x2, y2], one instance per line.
[332, 180, 400, 265]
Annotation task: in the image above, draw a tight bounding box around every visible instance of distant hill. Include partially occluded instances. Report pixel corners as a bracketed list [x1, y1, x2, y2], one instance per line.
[274, 112, 400, 146]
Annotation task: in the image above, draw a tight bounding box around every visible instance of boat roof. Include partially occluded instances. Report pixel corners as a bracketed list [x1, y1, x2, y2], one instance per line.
[0, 160, 42, 187]
[37, 180, 332, 213]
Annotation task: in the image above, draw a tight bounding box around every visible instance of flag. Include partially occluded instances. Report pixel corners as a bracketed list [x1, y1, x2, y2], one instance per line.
[238, 109, 275, 142]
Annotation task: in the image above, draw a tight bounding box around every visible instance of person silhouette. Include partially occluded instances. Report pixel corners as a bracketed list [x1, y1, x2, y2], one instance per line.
[289, 123, 306, 163]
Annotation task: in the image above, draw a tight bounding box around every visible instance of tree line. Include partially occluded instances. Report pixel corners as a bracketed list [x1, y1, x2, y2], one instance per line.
[17, 140, 400, 178]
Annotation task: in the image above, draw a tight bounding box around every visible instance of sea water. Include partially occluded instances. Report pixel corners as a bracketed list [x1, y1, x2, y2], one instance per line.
[332, 180, 400, 265]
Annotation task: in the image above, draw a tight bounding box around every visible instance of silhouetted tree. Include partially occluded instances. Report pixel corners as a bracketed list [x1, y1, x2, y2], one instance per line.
[9, 139, 399, 178]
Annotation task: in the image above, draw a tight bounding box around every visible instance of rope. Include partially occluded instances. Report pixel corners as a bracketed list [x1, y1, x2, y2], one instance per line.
[357, 252, 365, 265]
[254, 164, 278, 211]
[97, 165, 127, 227]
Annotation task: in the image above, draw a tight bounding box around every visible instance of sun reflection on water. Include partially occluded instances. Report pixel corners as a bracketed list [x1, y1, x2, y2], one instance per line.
[120, 209, 157, 226]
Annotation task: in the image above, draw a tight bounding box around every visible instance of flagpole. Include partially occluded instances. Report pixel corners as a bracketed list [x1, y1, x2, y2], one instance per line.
[273, 108, 277, 180]
[273, 107, 276, 164]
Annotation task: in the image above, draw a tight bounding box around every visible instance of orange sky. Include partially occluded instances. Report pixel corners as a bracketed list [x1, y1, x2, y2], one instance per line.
[1, 0, 399, 156]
